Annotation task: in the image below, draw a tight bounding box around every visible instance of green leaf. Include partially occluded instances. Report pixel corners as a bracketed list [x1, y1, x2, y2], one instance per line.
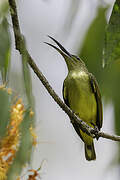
[0, 0, 9, 18]
[0, 88, 12, 137]
[104, 0, 120, 65]
[22, 53, 34, 107]
[21, 37, 35, 110]
[0, 18, 11, 83]
[79, 6, 107, 82]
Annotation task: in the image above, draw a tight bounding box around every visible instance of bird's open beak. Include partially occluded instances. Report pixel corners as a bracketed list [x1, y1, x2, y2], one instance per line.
[44, 35, 71, 59]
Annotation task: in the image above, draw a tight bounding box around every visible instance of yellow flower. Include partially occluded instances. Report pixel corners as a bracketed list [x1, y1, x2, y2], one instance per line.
[29, 126, 37, 146]
[0, 98, 24, 179]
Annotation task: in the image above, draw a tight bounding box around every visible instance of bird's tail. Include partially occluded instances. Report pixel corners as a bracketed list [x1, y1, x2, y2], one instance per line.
[85, 141, 96, 161]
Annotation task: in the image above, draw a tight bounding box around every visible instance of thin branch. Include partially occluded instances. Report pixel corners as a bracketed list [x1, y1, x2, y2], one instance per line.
[8, 0, 120, 142]
[98, 131, 120, 141]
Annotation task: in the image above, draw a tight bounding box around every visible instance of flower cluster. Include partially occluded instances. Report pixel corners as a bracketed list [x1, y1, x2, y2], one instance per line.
[0, 98, 24, 180]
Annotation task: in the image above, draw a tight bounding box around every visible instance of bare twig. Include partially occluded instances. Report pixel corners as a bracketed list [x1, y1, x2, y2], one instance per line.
[8, 0, 120, 142]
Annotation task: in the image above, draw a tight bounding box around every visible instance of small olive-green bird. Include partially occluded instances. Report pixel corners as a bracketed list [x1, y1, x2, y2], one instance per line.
[45, 36, 103, 161]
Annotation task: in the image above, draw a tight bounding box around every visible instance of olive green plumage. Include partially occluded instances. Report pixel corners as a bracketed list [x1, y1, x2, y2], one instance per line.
[45, 36, 103, 161]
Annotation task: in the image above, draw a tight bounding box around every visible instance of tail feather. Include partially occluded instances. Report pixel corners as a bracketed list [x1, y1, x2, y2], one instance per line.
[85, 142, 96, 161]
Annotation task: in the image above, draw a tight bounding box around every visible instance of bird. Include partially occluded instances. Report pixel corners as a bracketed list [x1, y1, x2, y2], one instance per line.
[45, 36, 103, 161]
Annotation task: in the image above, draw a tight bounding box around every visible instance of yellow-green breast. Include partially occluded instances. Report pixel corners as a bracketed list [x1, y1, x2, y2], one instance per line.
[64, 70, 97, 144]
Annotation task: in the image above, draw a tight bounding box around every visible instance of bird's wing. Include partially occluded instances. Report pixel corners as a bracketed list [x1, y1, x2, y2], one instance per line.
[62, 80, 84, 140]
[62, 80, 69, 107]
[89, 74, 103, 130]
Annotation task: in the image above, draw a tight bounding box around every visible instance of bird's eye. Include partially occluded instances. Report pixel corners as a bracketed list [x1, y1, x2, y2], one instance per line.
[74, 55, 80, 60]
[72, 55, 80, 60]
[76, 56, 80, 60]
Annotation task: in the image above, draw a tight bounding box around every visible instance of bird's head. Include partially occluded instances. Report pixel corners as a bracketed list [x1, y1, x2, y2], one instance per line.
[45, 36, 86, 71]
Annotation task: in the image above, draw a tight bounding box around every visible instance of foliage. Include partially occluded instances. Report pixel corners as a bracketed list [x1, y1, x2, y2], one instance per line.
[104, 0, 120, 162]
[0, 1, 10, 83]
[0, 87, 12, 137]
[79, 0, 120, 162]
[79, 6, 107, 82]
[104, 0, 120, 65]
[0, 1, 36, 179]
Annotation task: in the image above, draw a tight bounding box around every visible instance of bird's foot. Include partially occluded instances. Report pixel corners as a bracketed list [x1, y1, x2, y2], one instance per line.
[94, 126, 99, 140]
[91, 123, 99, 140]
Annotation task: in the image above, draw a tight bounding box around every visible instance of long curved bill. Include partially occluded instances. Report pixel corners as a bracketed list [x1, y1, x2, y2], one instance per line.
[44, 35, 72, 59]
